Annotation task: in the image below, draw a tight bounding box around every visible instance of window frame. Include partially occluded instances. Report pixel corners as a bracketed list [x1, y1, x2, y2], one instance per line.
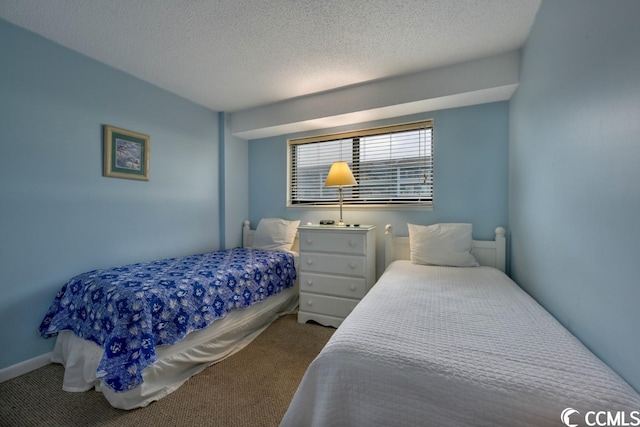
[286, 120, 434, 209]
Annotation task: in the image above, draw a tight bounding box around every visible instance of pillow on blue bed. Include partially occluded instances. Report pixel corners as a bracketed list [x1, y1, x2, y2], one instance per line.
[408, 223, 479, 267]
[252, 218, 300, 252]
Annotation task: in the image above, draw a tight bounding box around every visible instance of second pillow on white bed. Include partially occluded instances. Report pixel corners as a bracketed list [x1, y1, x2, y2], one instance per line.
[408, 223, 479, 267]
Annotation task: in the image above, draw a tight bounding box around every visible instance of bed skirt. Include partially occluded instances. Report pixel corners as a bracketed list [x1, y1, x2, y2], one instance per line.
[51, 285, 298, 409]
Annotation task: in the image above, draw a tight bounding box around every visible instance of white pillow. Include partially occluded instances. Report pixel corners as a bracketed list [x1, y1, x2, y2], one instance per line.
[252, 218, 300, 252]
[408, 223, 479, 267]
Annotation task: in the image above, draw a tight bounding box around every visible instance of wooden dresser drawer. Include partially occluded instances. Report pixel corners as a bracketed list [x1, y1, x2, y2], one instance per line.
[299, 293, 359, 318]
[299, 232, 366, 255]
[300, 252, 365, 277]
[299, 272, 366, 298]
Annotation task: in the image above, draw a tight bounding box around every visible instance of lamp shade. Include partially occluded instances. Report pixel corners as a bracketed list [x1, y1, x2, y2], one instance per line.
[324, 161, 357, 187]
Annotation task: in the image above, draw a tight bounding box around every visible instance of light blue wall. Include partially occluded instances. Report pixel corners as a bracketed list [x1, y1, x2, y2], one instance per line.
[221, 113, 249, 248]
[0, 20, 220, 369]
[249, 102, 509, 276]
[510, 0, 640, 391]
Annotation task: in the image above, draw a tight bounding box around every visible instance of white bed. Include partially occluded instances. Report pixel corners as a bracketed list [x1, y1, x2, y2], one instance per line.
[49, 220, 300, 410]
[281, 224, 640, 426]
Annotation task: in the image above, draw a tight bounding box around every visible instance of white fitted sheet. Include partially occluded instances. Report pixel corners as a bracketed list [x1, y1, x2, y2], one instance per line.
[52, 284, 298, 409]
[281, 261, 640, 426]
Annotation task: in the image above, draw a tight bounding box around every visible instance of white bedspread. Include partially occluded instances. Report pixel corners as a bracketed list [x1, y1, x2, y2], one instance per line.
[281, 261, 640, 426]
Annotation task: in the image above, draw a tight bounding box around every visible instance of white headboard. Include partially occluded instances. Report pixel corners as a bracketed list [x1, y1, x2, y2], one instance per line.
[242, 220, 255, 248]
[242, 220, 300, 252]
[384, 224, 506, 272]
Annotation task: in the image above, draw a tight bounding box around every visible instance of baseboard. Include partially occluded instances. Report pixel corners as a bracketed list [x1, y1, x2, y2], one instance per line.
[0, 353, 52, 383]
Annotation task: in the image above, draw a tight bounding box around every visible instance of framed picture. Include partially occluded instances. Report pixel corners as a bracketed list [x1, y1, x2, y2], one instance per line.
[103, 125, 150, 181]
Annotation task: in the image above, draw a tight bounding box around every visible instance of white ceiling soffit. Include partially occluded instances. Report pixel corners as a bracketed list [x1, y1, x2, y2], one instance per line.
[230, 51, 520, 139]
[232, 85, 519, 140]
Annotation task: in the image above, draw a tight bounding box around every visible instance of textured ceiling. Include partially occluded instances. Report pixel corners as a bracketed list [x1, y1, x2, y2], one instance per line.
[0, 0, 541, 113]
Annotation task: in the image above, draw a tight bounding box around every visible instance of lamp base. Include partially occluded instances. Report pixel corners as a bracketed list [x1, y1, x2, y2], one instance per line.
[337, 187, 346, 226]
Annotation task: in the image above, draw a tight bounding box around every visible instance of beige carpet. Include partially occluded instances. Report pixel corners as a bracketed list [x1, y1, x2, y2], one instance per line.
[0, 314, 334, 427]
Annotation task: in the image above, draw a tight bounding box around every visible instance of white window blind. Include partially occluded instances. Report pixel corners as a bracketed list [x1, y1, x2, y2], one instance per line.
[288, 120, 433, 207]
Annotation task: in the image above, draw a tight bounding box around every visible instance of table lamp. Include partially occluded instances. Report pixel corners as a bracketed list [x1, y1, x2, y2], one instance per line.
[324, 161, 357, 226]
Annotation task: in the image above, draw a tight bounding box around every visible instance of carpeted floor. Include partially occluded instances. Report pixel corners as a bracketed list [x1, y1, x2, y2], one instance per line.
[0, 314, 334, 427]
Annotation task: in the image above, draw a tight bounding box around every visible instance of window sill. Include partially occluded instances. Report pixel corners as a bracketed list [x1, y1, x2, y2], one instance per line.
[287, 203, 433, 211]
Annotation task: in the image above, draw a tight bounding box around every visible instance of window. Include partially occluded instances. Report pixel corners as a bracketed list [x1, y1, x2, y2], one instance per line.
[288, 120, 433, 207]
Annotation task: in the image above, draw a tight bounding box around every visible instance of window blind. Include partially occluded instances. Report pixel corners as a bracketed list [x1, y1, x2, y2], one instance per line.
[288, 120, 433, 206]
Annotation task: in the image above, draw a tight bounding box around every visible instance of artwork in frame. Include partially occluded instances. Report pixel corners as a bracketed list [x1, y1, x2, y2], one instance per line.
[103, 125, 150, 181]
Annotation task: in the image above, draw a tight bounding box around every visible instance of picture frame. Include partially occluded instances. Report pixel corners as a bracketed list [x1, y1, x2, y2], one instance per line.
[103, 125, 150, 181]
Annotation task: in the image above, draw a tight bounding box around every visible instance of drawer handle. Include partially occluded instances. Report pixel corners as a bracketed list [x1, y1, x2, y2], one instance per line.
[349, 285, 357, 292]
[306, 300, 313, 307]
[349, 262, 357, 269]
[307, 280, 313, 286]
[349, 240, 356, 247]
[306, 259, 314, 265]
[306, 238, 313, 244]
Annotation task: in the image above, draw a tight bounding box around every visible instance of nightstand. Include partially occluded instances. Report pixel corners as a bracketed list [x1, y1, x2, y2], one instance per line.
[297, 224, 376, 328]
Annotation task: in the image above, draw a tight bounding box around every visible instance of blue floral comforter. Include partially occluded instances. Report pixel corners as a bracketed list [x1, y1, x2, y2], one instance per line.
[39, 247, 296, 392]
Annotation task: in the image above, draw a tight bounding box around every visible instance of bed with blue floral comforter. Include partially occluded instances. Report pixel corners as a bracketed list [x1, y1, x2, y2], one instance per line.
[39, 247, 296, 392]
